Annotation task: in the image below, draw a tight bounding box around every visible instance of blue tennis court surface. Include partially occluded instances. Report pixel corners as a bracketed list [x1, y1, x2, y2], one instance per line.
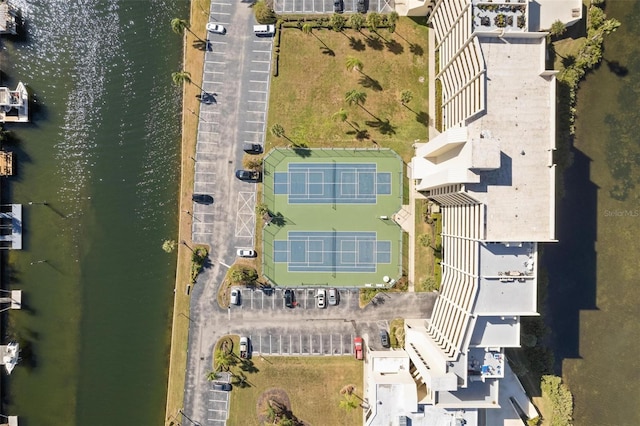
[273, 163, 392, 204]
[273, 231, 392, 273]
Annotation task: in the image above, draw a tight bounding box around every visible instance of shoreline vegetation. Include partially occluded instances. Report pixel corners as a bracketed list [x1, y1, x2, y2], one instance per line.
[164, 1, 211, 425]
[508, 2, 620, 426]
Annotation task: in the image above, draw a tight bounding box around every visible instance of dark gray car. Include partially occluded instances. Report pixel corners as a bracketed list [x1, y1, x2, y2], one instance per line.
[380, 329, 390, 348]
[243, 143, 263, 154]
[212, 383, 232, 391]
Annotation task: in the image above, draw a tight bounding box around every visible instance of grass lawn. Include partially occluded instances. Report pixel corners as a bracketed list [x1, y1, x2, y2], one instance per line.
[267, 18, 429, 163]
[414, 199, 434, 291]
[227, 356, 363, 426]
[165, 1, 211, 424]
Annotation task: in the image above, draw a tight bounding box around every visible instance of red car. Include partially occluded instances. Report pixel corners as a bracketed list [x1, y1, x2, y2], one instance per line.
[354, 337, 363, 360]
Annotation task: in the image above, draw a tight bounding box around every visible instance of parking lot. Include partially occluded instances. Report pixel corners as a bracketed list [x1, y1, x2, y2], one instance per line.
[206, 382, 230, 425]
[273, 0, 394, 14]
[249, 332, 356, 355]
[230, 287, 357, 310]
[191, 1, 272, 246]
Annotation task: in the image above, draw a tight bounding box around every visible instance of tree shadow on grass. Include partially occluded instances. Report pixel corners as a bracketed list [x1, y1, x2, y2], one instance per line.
[320, 45, 335, 56]
[365, 35, 384, 51]
[385, 39, 404, 54]
[349, 36, 366, 51]
[359, 75, 382, 91]
[366, 119, 397, 135]
[415, 111, 430, 127]
[409, 43, 424, 56]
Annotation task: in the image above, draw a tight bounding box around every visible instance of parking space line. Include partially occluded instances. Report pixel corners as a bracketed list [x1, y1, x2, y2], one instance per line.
[249, 90, 267, 93]
[253, 50, 271, 53]
[209, 61, 226, 65]
[246, 121, 265, 124]
[249, 80, 268, 83]
[251, 60, 270, 63]
[208, 41, 227, 44]
[250, 70, 269, 73]
[214, 11, 231, 14]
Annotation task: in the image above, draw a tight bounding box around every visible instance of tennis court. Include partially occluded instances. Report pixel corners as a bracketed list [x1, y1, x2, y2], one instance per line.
[273, 163, 392, 204]
[273, 231, 391, 273]
[262, 148, 403, 287]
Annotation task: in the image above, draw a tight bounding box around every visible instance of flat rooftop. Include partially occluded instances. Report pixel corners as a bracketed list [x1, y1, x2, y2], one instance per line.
[465, 36, 555, 242]
[474, 242, 537, 315]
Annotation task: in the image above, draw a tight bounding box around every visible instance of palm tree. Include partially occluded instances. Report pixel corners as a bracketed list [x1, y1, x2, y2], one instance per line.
[350, 13, 365, 31]
[339, 394, 358, 413]
[366, 12, 382, 32]
[170, 18, 205, 43]
[171, 71, 206, 94]
[271, 123, 285, 138]
[400, 89, 413, 106]
[302, 23, 314, 35]
[346, 57, 364, 73]
[214, 348, 235, 371]
[549, 19, 567, 38]
[206, 370, 220, 381]
[162, 239, 177, 253]
[332, 108, 358, 132]
[345, 89, 367, 108]
[388, 11, 399, 27]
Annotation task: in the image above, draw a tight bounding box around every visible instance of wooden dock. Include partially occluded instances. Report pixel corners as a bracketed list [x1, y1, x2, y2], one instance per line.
[0, 151, 13, 176]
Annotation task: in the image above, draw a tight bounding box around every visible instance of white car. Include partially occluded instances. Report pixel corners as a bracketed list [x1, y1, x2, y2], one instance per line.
[316, 289, 326, 309]
[230, 288, 240, 305]
[236, 249, 255, 258]
[206, 23, 226, 34]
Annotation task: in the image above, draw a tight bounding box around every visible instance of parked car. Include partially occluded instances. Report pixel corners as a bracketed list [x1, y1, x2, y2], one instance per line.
[192, 193, 214, 204]
[357, 0, 366, 13]
[240, 336, 250, 359]
[284, 289, 295, 308]
[316, 288, 326, 309]
[380, 329, 390, 348]
[206, 23, 226, 34]
[328, 288, 339, 306]
[212, 383, 232, 391]
[230, 288, 240, 305]
[253, 24, 275, 36]
[235, 169, 261, 181]
[334, 0, 344, 13]
[236, 249, 256, 258]
[243, 143, 263, 154]
[354, 336, 363, 360]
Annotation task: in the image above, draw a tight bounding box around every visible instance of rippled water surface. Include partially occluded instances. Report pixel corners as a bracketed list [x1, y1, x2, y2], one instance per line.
[1, 1, 187, 424]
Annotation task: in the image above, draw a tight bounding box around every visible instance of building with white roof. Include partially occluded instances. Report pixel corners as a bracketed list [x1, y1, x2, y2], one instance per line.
[362, 0, 581, 424]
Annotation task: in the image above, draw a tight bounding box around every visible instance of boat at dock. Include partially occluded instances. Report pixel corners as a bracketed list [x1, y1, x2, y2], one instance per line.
[3, 342, 20, 374]
[0, 82, 28, 123]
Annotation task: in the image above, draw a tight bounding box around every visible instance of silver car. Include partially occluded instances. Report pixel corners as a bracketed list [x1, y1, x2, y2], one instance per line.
[230, 288, 240, 305]
[328, 288, 339, 306]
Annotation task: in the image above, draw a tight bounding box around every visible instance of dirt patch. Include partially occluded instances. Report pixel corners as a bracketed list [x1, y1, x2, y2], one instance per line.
[256, 388, 291, 424]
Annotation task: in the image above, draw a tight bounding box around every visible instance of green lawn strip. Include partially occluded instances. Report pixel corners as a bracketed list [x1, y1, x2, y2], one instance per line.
[267, 18, 429, 163]
[227, 356, 363, 426]
[414, 199, 434, 291]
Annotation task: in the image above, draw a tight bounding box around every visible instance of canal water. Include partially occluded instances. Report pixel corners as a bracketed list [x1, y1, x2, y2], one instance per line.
[544, 1, 640, 424]
[1, 0, 188, 424]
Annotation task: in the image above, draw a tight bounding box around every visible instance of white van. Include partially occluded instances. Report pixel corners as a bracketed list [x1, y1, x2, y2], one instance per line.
[253, 24, 275, 36]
